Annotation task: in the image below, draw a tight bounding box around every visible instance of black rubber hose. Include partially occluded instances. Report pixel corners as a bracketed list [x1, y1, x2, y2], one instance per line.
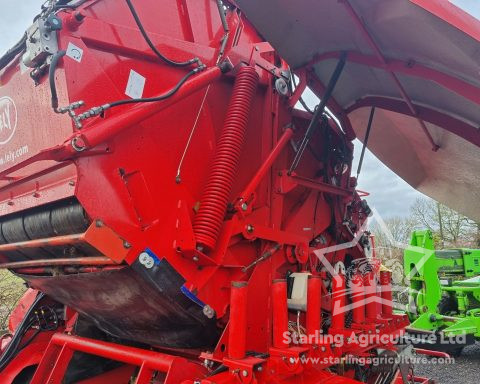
[0, 33, 27, 72]
[53, 0, 89, 10]
[0, 292, 45, 372]
[125, 0, 199, 68]
[49, 50, 66, 111]
[77, 60, 206, 120]
[107, 68, 199, 109]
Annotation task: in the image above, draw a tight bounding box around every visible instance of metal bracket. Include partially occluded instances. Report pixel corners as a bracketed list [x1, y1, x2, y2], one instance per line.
[23, 17, 60, 68]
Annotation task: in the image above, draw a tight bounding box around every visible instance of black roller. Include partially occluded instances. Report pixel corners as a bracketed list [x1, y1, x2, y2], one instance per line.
[2, 216, 55, 259]
[0, 200, 91, 261]
[0, 221, 29, 261]
[51, 202, 90, 236]
[24, 210, 56, 239]
[1, 218, 38, 260]
[24, 209, 78, 258]
[0, 225, 9, 245]
[2, 217, 29, 243]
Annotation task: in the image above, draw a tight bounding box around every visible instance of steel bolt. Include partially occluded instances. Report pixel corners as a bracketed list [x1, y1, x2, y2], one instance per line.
[242, 370, 249, 377]
[241, 203, 248, 211]
[203, 305, 215, 319]
[139, 252, 154, 269]
[123, 241, 132, 249]
[246, 224, 254, 233]
[275, 78, 288, 96]
[289, 357, 295, 364]
[74, 11, 86, 22]
[193, 256, 199, 262]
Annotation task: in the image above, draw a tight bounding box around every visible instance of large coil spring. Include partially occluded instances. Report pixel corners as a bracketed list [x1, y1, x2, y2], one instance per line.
[193, 66, 259, 250]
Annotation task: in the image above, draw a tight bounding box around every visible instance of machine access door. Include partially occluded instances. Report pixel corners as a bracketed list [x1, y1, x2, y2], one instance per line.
[236, 0, 480, 221]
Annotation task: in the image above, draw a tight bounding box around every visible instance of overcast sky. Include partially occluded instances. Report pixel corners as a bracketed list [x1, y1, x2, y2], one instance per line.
[1, 0, 476, 219]
[1, 1, 41, 51]
[450, 0, 480, 20]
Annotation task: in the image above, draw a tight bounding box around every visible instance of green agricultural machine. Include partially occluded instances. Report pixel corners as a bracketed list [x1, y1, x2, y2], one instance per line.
[404, 230, 480, 355]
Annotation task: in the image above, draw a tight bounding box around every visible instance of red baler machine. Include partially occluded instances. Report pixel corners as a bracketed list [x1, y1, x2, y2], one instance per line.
[1, 0, 479, 383]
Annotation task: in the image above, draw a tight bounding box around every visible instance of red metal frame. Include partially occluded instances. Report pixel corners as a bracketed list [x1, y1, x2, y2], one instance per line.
[380, 271, 394, 316]
[309, 50, 480, 107]
[0, 0, 434, 382]
[30, 333, 206, 384]
[0, 233, 83, 252]
[290, 0, 480, 152]
[411, 0, 480, 42]
[228, 281, 248, 359]
[306, 276, 321, 336]
[1, 331, 55, 384]
[342, 0, 439, 151]
[414, 348, 451, 358]
[331, 274, 346, 331]
[0, 257, 115, 270]
[236, 127, 294, 208]
[272, 279, 289, 349]
[346, 96, 480, 148]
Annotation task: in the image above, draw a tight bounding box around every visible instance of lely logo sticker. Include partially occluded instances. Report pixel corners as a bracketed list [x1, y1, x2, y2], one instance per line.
[0, 97, 17, 145]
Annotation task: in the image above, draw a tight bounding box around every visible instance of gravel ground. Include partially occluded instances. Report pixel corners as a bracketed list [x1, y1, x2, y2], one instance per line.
[413, 343, 480, 384]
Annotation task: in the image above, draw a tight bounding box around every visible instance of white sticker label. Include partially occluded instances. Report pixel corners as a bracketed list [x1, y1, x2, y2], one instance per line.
[125, 70, 146, 99]
[66, 42, 84, 63]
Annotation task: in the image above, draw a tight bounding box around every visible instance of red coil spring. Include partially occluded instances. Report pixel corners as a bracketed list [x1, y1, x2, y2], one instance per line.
[193, 66, 259, 250]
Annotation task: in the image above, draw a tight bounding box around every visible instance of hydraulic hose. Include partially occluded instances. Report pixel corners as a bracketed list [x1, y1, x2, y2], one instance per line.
[108, 68, 201, 108]
[53, 0, 89, 10]
[0, 292, 45, 372]
[125, 0, 199, 68]
[76, 66, 206, 121]
[193, 66, 259, 250]
[0, 33, 27, 73]
[49, 50, 66, 112]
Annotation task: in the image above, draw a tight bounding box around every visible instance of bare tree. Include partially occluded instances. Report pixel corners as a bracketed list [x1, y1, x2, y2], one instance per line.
[370, 216, 416, 249]
[410, 197, 478, 247]
[473, 222, 480, 247]
[369, 216, 416, 269]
